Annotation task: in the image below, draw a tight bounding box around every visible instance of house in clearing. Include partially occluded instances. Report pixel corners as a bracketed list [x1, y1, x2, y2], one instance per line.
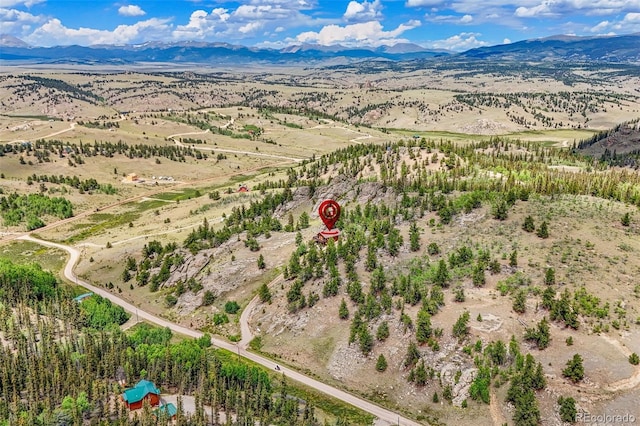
[122, 380, 161, 410]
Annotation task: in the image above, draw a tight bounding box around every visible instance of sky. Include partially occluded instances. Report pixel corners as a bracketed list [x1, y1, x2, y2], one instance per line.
[1, 0, 639, 51]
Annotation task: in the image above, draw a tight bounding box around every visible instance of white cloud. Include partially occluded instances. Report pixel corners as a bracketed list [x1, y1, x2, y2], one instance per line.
[0, 0, 44, 7]
[118, 5, 146, 17]
[25, 17, 172, 46]
[295, 19, 421, 46]
[343, 0, 382, 21]
[623, 11, 640, 22]
[606, 11, 640, 33]
[405, 0, 444, 6]
[0, 6, 44, 35]
[428, 32, 488, 51]
[503, 38, 512, 44]
[460, 14, 473, 23]
[234, 4, 294, 20]
[172, 8, 231, 39]
[590, 20, 610, 32]
[588, 11, 640, 34]
[239, 21, 263, 34]
[171, 1, 326, 42]
[514, 2, 555, 18]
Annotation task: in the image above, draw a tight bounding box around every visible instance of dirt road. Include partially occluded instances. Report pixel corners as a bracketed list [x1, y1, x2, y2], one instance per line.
[171, 131, 304, 162]
[20, 234, 423, 426]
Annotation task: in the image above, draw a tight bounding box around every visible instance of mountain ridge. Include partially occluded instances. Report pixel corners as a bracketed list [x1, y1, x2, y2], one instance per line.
[1, 33, 639, 65]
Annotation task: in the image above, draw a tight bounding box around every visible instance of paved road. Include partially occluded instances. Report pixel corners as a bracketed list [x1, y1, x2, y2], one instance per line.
[19, 234, 422, 426]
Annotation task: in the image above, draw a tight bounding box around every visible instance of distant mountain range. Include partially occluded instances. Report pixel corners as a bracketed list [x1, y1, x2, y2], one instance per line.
[1, 33, 639, 65]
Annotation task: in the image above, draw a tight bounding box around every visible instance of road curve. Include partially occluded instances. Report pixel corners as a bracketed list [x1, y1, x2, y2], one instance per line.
[20, 234, 422, 426]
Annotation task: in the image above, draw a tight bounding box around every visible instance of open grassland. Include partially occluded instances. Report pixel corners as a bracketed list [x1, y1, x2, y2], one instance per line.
[0, 240, 67, 274]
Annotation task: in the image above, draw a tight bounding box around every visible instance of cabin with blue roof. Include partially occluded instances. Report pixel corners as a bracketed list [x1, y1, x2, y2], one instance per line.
[73, 292, 93, 302]
[121, 380, 161, 410]
[154, 402, 177, 420]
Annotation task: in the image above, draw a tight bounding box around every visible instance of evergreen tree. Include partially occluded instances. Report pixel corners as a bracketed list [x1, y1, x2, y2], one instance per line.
[452, 311, 470, 339]
[375, 354, 388, 372]
[338, 298, 349, 320]
[258, 282, 272, 303]
[509, 249, 518, 267]
[416, 308, 432, 344]
[434, 259, 450, 287]
[492, 199, 509, 220]
[522, 215, 535, 232]
[537, 220, 549, 238]
[513, 289, 527, 313]
[544, 267, 555, 285]
[513, 389, 540, 426]
[409, 222, 421, 252]
[472, 262, 486, 287]
[558, 397, 577, 423]
[376, 321, 390, 341]
[413, 360, 428, 386]
[365, 243, 377, 271]
[404, 341, 421, 368]
[621, 212, 631, 227]
[562, 354, 584, 382]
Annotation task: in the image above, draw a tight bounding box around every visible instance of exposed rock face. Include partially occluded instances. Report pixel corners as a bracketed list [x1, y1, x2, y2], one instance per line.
[164, 250, 211, 288]
[440, 363, 478, 407]
[157, 177, 394, 317]
[157, 237, 266, 315]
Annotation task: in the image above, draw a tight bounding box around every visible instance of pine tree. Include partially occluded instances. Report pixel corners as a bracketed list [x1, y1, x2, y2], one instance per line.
[375, 354, 388, 372]
[558, 397, 577, 423]
[416, 308, 432, 344]
[537, 220, 549, 238]
[434, 259, 450, 287]
[409, 222, 420, 252]
[544, 267, 555, 285]
[562, 354, 584, 382]
[522, 215, 535, 232]
[404, 341, 420, 368]
[513, 289, 527, 313]
[258, 282, 271, 303]
[621, 212, 631, 227]
[338, 298, 349, 320]
[492, 199, 509, 220]
[452, 311, 470, 339]
[365, 243, 377, 271]
[413, 360, 428, 386]
[257, 254, 266, 269]
[376, 321, 390, 341]
[472, 262, 486, 287]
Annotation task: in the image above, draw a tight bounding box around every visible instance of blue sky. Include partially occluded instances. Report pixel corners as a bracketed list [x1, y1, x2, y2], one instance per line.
[1, 0, 639, 51]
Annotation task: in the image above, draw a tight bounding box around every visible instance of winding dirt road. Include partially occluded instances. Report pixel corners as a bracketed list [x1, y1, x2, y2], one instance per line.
[170, 130, 304, 163]
[19, 234, 422, 426]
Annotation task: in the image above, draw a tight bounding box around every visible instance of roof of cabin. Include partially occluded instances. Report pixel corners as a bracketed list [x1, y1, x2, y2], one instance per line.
[122, 380, 160, 404]
[154, 403, 177, 417]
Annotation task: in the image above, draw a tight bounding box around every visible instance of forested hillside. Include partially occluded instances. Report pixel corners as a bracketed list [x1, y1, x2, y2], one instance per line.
[0, 259, 336, 426]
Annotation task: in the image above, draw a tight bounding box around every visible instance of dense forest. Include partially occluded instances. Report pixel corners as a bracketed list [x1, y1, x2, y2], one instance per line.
[0, 192, 73, 230]
[0, 258, 331, 426]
